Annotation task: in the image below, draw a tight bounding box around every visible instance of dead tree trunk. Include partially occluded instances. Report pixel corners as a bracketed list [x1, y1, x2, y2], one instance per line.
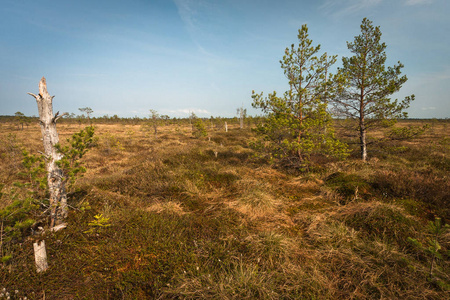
[28, 77, 68, 228]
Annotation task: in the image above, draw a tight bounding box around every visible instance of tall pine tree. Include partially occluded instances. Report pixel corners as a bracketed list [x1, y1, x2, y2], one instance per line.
[332, 18, 414, 161]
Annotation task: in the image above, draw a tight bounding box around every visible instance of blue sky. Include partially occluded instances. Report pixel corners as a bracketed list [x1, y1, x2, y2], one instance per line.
[0, 0, 448, 118]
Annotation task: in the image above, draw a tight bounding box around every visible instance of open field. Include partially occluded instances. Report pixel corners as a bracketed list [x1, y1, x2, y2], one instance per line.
[0, 119, 449, 299]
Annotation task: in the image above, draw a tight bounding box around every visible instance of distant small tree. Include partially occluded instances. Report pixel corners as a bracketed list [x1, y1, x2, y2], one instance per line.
[189, 112, 196, 132]
[252, 24, 348, 167]
[14, 111, 25, 130]
[209, 116, 215, 130]
[161, 115, 170, 124]
[79, 107, 93, 125]
[193, 118, 208, 138]
[24, 116, 32, 128]
[149, 109, 159, 137]
[332, 18, 414, 161]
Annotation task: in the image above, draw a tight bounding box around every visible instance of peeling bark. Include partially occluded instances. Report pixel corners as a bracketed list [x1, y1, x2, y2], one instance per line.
[28, 77, 68, 228]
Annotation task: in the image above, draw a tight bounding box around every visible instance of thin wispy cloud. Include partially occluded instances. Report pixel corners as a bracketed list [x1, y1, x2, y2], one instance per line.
[320, 0, 383, 18]
[173, 0, 199, 34]
[69, 73, 106, 78]
[405, 0, 433, 5]
[1, 0, 448, 118]
[172, 0, 242, 77]
[173, 0, 217, 44]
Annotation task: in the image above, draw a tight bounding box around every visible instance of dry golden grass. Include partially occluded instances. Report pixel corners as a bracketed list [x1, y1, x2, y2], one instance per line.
[146, 200, 187, 215]
[0, 119, 449, 299]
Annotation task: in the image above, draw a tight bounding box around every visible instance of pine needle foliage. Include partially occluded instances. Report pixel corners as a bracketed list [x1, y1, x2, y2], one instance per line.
[193, 118, 208, 138]
[252, 24, 348, 167]
[84, 214, 111, 234]
[408, 217, 450, 281]
[55, 125, 95, 188]
[332, 18, 414, 161]
[0, 126, 95, 261]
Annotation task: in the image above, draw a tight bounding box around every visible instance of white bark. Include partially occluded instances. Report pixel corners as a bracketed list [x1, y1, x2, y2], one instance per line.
[33, 240, 48, 273]
[50, 223, 67, 232]
[28, 77, 68, 227]
[225, 122, 228, 132]
[239, 108, 244, 129]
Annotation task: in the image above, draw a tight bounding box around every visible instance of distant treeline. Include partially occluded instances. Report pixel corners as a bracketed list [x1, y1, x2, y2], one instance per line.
[0, 114, 267, 127]
[1, 115, 448, 123]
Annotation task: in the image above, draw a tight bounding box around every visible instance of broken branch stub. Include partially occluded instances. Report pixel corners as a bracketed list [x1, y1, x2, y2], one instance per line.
[28, 77, 68, 228]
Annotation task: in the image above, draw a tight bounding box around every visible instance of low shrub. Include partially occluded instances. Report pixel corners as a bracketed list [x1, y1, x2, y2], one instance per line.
[371, 169, 450, 220]
[335, 202, 421, 250]
[325, 172, 372, 203]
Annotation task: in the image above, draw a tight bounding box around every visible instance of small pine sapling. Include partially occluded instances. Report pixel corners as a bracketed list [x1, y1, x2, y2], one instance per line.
[252, 24, 348, 168]
[193, 118, 208, 138]
[55, 126, 95, 189]
[408, 217, 450, 281]
[84, 214, 111, 234]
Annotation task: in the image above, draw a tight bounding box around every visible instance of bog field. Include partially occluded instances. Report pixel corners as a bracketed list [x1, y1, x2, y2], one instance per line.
[0, 119, 449, 299]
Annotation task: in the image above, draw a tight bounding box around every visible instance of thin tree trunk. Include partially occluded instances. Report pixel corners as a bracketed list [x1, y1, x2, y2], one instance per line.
[360, 122, 367, 161]
[360, 84, 367, 161]
[297, 93, 304, 162]
[28, 77, 68, 228]
[239, 108, 244, 129]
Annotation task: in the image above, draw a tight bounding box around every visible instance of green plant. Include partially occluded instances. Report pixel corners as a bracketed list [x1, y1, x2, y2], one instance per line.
[19, 150, 47, 195]
[14, 111, 25, 130]
[0, 126, 95, 266]
[193, 119, 208, 137]
[101, 132, 125, 154]
[387, 124, 429, 140]
[55, 125, 95, 188]
[1, 255, 12, 264]
[149, 109, 160, 137]
[408, 217, 449, 279]
[84, 214, 111, 234]
[18, 126, 95, 194]
[251, 24, 348, 167]
[332, 18, 414, 161]
[0, 197, 40, 251]
[79, 107, 94, 125]
[326, 172, 371, 202]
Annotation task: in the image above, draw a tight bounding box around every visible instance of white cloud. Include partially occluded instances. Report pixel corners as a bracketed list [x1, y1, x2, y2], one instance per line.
[405, 0, 433, 5]
[421, 106, 436, 110]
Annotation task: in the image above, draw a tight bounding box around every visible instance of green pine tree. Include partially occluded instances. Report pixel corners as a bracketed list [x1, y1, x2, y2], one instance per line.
[332, 18, 414, 161]
[252, 24, 348, 168]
